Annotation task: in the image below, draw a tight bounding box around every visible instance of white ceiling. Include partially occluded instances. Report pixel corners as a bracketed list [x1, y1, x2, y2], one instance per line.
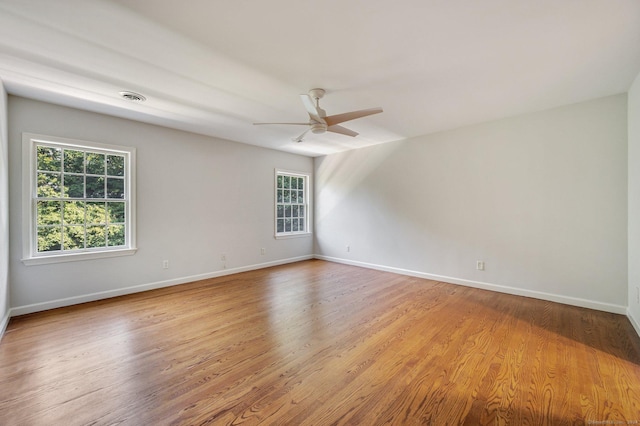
[0, 0, 639, 157]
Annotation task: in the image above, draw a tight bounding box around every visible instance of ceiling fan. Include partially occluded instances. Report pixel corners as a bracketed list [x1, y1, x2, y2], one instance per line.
[253, 88, 383, 142]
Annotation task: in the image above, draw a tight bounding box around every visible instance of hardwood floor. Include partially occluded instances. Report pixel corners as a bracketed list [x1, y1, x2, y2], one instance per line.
[1, 260, 640, 425]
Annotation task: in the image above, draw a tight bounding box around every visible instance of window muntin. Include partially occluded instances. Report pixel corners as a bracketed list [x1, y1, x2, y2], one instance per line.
[23, 134, 136, 264]
[275, 170, 310, 237]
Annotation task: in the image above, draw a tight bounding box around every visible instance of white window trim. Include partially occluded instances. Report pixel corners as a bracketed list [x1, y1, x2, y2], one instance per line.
[21, 133, 137, 265]
[275, 168, 312, 239]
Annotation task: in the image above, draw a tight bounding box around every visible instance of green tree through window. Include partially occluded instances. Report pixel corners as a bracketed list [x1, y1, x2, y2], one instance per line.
[33, 141, 129, 254]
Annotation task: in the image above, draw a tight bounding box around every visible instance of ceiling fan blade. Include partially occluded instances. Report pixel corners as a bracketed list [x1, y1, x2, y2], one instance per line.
[253, 122, 309, 125]
[324, 107, 383, 126]
[300, 94, 323, 122]
[292, 128, 311, 143]
[327, 125, 358, 137]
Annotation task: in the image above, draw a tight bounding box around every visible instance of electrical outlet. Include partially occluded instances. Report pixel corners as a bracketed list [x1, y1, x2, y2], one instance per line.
[346, 245, 350, 252]
[476, 261, 484, 271]
[261, 248, 266, 255]
[162, 260, 169, 269]
[220, 254, 226, 261]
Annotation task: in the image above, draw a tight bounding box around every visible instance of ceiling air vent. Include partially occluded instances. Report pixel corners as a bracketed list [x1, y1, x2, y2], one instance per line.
[119, 91, 146, 102]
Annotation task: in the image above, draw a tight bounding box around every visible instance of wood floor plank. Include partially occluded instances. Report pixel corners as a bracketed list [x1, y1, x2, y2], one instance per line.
[1, 259, 640, 425]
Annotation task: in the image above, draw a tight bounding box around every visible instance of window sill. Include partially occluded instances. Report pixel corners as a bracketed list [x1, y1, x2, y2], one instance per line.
[275, 232, 312, 240]
[22, 248, 137, 266]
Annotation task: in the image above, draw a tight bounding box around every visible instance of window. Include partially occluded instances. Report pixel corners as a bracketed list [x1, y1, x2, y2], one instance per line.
[22, 133, 136, 265]
[275, 170, 311, 238]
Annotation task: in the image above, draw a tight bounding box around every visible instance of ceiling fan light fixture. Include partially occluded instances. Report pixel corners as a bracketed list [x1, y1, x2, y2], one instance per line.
[119, 91, 146, 102]
[310, 123, 327, 134]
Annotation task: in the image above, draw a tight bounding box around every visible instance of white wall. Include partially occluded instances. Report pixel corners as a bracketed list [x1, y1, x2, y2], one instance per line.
[628, 72, 640, 330]
[315, 94, 628, 313]
[0, 81, 9, 333]
[8, 97, 313, 313]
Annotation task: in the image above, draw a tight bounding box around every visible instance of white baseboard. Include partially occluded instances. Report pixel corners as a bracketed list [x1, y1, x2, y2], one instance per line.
[10, 255, 313, 317]
[4, 254, 632, 335]
[627, 309, 640, 338]
[315, 255, 628, 315]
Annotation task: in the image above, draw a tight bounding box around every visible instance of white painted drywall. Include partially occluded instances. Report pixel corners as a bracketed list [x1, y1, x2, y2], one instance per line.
[8, 97, 313, 312]
[0, 81, 9, 334]
[315, 95, 628, 312]
[628, 72, 640, 329]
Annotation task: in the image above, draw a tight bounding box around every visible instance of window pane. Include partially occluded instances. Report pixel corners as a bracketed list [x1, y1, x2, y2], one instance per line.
[277, 219, 284, 233]
[87, 202, 106, 224]
[291, 177, 298, 190]
[291, 190, 298, 203]
[285, 205, 292, 218]
[283, 176, 290, 189]
[63, 225, 85, 250]
[299, 220, 305, 232]
[300, 205, 305, 216]
[107, 203, 125, 223]
[277, 205, 284, 218]
[38, 226, 61, 252]
[283, 190, 290, 203]
[285, 218, 291, 232]
[106, 177, 124, 199]
[63, 201, 85, 225]
[37, 146, 61, 171]
[108, 224, 125, 246]
[277, 190, 283, 203]
[107, 202, 125, 223]
[86, 176, 105, 198]
[87, 225, 106, 248]
[292, 219, 299, 232]
[37, 172, 61, 197]
[63, 174, 84, 198]
[298, 191, 304, 202]
[37, 201, 61, 225]
[107, 155, 124, 176]
[86, 153, 105, 175]
[64, 150, 84, 173]
[298, 179, 304, 191]
[292, 205, 299, 217]
[277, 175, 283, 189]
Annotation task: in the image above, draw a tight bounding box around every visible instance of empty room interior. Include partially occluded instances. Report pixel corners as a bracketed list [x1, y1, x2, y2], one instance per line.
[2, 0, 640, 424]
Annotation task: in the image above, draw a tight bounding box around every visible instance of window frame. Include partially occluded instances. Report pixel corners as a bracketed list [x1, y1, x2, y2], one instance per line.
[22, 133, 137, 265]
[274, 169, 312, 239]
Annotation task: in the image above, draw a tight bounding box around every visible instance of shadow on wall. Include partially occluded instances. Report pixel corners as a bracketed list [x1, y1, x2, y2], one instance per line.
[315, 140, 403, 224]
